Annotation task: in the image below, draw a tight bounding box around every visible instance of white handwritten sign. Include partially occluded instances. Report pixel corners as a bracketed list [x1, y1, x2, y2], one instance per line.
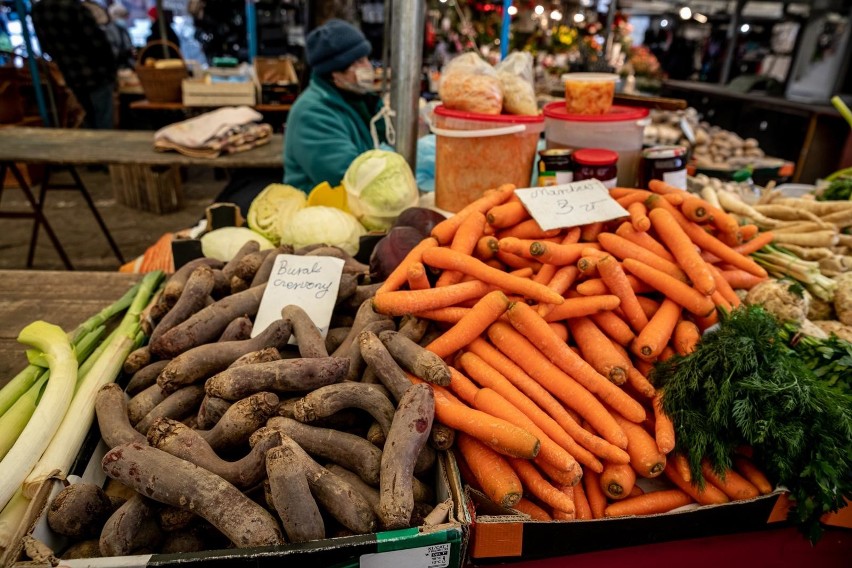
[251, 254, 344, 338]
[514, 180, 629, 231]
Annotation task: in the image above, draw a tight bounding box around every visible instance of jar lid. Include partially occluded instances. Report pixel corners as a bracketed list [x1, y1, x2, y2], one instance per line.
[642, 145, 688, 159]
[573, 148, 619, 166]
[434, 105, 545, 124]
[543, 102, 649, 122]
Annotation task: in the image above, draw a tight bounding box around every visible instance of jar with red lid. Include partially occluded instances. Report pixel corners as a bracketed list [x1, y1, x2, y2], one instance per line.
[641, 145, 688, 189]
[572, 148, 619, 188]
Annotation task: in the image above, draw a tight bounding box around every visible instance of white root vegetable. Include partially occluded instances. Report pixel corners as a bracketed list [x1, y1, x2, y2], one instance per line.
[700, 185, 721, 209]
[752, 205, 830, 225]
[715, 191, 779, 228]
[771, 231, 839, 248]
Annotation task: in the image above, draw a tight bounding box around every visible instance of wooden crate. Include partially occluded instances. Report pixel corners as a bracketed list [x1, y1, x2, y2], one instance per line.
[182, 79, 256, 107]
[109, 164, 182, 214]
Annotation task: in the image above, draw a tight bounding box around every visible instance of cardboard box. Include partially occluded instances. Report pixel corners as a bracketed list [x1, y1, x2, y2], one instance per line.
[466, 482, 787, 564]
[182, 79, 256, 107]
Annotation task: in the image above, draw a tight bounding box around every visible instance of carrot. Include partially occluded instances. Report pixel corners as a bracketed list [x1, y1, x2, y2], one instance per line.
[537, 460, 581, 487]
[610, 187, 648, 199]
[561, 227, 582, 244]
[648, 208, 716, 296]
[633, 299, 681, 361]
[572, 482, 593, 520]
[506, 303, 647, 424]
[414, 307, 471, 323]
[738, 224, 759, 241]
[373, 280, 491, 316]
[732, 456, 774, 495]
[456, 433, 523, 508]
[580, 222, 605, 242]
[628, 202, 651, 232]
[512, 497, 552, 520]
[720, 270, 766, 290]
[680, 197, 710, 223]
[616, 190, 656, 208]
[436, 212, 488, 287]
[464, 340, 623, 469]
[497, 219, 562, 240]
[376, 237, 439, 294]
[487, 201, 530, 228]
[407, 262, 431, 290]
[528, 241, 600, 266]
[658, 345, 677, 361]
[598, 232, 689, 282]
[474, 236, 499, 260]
[509, 458, 575, 514]
[531, 263, 557, 285]
[542, 295, 621, 323]
[431, 184, 515, 245]
[548, 322, 569, 343]
[648, 179, 686, 196]
[596, 255, 649, 334]
[615, 222, 676, 261]
[496, 251, 542, 272]
[589, 311, 636, 346]
[600, 462, 636, 500]
[552, 486, 576, 520]
[576, 255, 600, 278]
[537, 266, 580, 317]
[662, 192, 686, 206]
[622, 259, 715, 317]
[566, 317, 631, 385]
[425, 291, 511, 359]
[583, 469, 607, 519]
[707, 263, 742, 309]
[420, 378, 541, 459]
[671, 452, 692, 483]
[473, 387, 580, 477]
[612, 414, 666, 478]
[575, 276, 653, 297]
[626, 367, 656, 399]
[652, 393, 675, 454]
[448, 366, 481, 405]
[672, 320, 700, 356]
[663, 461, 729, 505]
[637, 296, 661, 319]
[700, 460, 760, 501]
[711, 290, 733, 312]
[604, 489, 693, 518]
[733, 231, 774, 256]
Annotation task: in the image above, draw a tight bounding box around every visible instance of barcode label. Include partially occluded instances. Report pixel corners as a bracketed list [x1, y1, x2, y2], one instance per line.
[360, 543, 451, 568]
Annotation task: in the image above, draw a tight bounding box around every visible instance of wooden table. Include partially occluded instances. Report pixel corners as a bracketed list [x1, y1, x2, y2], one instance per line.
[130, 99, 292, 114]
[0, 270, 141, 384]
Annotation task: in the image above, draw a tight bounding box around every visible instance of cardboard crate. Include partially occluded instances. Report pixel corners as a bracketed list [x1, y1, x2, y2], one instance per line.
[182, 79, 256, 107]
[14, 431, 468, 568]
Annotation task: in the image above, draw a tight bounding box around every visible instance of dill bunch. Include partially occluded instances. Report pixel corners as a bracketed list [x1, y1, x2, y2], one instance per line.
[652, 305, 852, 543]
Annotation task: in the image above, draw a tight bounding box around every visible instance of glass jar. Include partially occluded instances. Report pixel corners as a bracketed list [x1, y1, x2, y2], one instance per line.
[538, 149, 574, 186]
[572, 148, 619, 188]
[642, 146, 688, 189]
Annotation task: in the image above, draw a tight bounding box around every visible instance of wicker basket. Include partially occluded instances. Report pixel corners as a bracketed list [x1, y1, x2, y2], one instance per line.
[135, 40, 187, 103]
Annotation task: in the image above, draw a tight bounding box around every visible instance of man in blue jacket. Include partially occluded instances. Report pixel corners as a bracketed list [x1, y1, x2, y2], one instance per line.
[284, 19, 387, 192]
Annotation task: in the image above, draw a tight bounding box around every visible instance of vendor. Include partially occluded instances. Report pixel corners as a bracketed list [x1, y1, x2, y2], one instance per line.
[283, 19, 388, 192]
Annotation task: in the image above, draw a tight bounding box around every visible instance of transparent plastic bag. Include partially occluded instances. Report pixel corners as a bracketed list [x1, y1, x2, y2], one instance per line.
[439, 52, 503, 115]
[495, 52, 538, 116]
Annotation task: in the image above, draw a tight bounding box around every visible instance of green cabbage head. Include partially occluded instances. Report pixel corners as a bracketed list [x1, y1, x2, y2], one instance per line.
[278, 206, 366, 256]
[247, 183, 307, 245]
[342, 149, 419, 231]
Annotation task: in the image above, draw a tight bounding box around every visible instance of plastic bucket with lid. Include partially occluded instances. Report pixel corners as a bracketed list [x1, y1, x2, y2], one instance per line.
[432, 105, 545, 212]
[543, 102, 649, 187]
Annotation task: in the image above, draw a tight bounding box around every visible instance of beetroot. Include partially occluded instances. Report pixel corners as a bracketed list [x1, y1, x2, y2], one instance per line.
[370, 226, 426, 281]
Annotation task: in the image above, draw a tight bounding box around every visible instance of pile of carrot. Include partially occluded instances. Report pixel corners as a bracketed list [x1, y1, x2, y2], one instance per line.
[372, 180, 774, 520]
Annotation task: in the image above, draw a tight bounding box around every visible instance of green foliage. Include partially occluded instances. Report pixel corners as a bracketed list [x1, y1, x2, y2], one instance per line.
[781, 323, 852, 396]
[652, 306, 852, 542]
[817, 177, 852, 201]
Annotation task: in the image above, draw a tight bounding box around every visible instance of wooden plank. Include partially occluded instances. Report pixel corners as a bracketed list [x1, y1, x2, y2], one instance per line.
[0, 128, 283, 168]
[0, 270, 141, 382]
[130, 99, 291, 113]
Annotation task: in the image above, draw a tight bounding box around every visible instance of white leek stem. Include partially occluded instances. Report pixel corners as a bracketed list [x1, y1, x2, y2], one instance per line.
[0, 372, 49, 460]
[0, 489, 30, 551]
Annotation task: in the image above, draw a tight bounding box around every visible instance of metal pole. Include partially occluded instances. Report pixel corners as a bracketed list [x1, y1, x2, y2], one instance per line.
[15, 0, 49, 126]
[246, 0, 258, 63]
[381, 0, 392, 96]
[156, 0, 169, 59]
[720, 0, 745, 85]
[500, 0, 511, 60]
[390, 0, 425, 169]
[604, 0, 618, 64]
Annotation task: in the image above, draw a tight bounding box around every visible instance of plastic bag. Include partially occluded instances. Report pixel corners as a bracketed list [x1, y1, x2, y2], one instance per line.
[439, 52, 503, 115]
[495, 52, 538, 116]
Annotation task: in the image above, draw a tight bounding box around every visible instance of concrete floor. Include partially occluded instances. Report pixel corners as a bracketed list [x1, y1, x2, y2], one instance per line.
[0, 167, 225, 271]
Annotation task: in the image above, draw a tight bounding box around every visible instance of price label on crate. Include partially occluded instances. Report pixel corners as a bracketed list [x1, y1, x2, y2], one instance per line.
[515, 180, 628, 231]
[360, 543, 451, 568]
[251, 254, 344, 338]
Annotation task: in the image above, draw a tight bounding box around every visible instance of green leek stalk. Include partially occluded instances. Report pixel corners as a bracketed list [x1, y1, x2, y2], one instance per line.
[752, 246, 837, 301]
[0, 489, 30, 552]
[0, 322, 77, 513]
[22, 271, 163, 498]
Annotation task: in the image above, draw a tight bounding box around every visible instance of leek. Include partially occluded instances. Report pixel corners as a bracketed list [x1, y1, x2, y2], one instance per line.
[0, 322, 77, 512]
[0, 373, 48, 460]
[0, 489, 30, 553]
[22, 271, 163, 498]
[753, 246, 837, 301]
[0, 367, 41, 420]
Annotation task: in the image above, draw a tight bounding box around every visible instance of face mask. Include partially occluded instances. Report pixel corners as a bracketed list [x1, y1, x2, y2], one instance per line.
[354, 66, 377, 91]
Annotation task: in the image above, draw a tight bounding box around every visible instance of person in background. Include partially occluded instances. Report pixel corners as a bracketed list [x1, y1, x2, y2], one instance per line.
[84, 1, 135, 70]
[144, 7, 182, 59]
[32, 0, 117, 129]
[283, 19, 388, 192]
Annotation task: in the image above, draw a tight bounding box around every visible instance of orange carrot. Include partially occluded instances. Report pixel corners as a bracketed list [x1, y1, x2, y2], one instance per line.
[465, 340, 623, 469]
[600, 462, 636, 500]
[373, 280, 491, 316]
[590, 311, 636, 346]
[436, 212, 488, 287]
[512, 498, 552, 520]
[622, 259, 715, 317]
[583, 469, 607, 519]
[693, 311, 719, 332]
[561, 227, 582, 244]
[626, 367, 656, 399]
[628, 202, 651, 232]
[711, 290, 733, 312]
[629, 485, 645, 497]
[531, 263, 557, 285]
[426, 290, 511, 359]
[431, 184, 515, 245]
[552, 486, 576, 520]
[497, 219, 563, 240]
[701, 460, 760, 501]
[537, 266, 580, 317]
[610, 187, 649, 198]
[542, 295, 621, 323]
[604, 489, 693, 518]
[733, 231, 774, 256]
[407, 262, 431, 290]
[537, 460, 581, 487]
[549, 322, 569, 343]
[473, 387, 580, 477]
[648, 179, 686, 196]
[637, 296, 661, 319]
[572, 482, 593, 520]
[652, 393, 675, 454]
[671, 453, 692, 483]
[421, 247, 563, 305]
[707, 263, 742, 309]
[649, 208, 717, 296]
[456, 433, 523, 508]
[738, 224, 759, 241]
[662, 192, 686, 206]
[597, 255, 649, 334]
[680, 197, 710, 223]
[672, 320, 700, 356]
[414, 307, 472, 323]
[506, 303, 647, 424]
[615, 222, 676, 261]
[448, 366, 481, 405]
[510, 458, 575, 514]
[576, 256, 600, 278]
[566, 317, 631, 385]
[732, 456, 774, 495]
[487, 201, 530, 228]
[575, 275, 653, 297]
[612, 413, 666, 478]
[720, 270, 766, 290]
[616, 190, 656, 207]
[376, 237, 439, 294]
[633, 299, 682, 361]
[580, 221, 605, 242]
[474, 236, 499, 260]
[496, 251, 542, 272]
[598, 233, 688, 282]
[527, 241, 600, 266]
[659, 345, 677, 361]
[663, 461, 729, 505]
